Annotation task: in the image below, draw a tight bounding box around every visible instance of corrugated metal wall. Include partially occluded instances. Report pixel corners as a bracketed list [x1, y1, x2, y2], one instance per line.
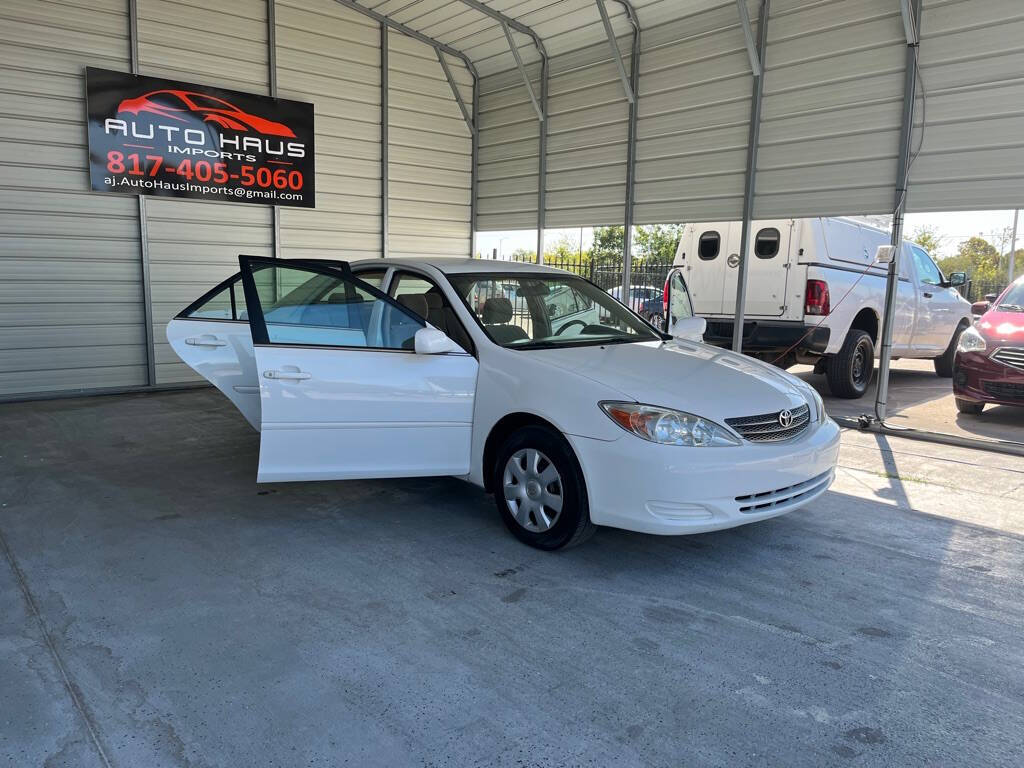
[907, 0, 1024, 211]
[387, 30, 473, 258]
[0, 0, 148, 396]
[138, 0, 274, 385]
[277, 0, 382, 261]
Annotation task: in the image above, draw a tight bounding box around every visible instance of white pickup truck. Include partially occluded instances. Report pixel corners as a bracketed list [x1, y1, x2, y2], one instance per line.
[669, 217, 973, 398]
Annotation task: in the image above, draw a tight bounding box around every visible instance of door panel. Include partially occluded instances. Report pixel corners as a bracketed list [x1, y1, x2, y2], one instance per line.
[683, 224, 728, 315]
[253, 345, 476, 482]
[238, 257, 478, 482]
[722, 222, 793, 317]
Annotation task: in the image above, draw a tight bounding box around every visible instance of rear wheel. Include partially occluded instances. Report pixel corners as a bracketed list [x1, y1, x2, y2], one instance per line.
[934, 321, 968, 377]
[825, 329, 874, 399]
[955, 398, 985, 415]
[493, 426, 595, 550]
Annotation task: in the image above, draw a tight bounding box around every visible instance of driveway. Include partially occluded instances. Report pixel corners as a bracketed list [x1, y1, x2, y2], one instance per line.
[2, 389, 1023, 767]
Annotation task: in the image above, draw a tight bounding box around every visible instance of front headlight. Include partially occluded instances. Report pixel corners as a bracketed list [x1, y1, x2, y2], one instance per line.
[600, 402, 741, 447]
[957, 326, 987, 353]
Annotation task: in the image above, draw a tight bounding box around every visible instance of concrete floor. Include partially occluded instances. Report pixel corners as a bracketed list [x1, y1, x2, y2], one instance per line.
[794, 358, 1024, 443]
[2, 389, 1024, 768]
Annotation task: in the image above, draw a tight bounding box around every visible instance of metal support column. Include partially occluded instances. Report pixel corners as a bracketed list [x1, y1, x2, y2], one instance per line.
[129, 0, 156, 387]
[381, 22, 389, 259]
[471, 74, 480, 258]
[1010, 209, 1019, 283]
[537, 52, 548, 264]
[731, 0, 769, 353]
[874, 0, 921, 422]
[268, 0, 281, 260]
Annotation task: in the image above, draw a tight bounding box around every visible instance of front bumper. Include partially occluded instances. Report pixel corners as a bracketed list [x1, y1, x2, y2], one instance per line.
[568, 418, 841, 535]
[953, 349, 1024, 407]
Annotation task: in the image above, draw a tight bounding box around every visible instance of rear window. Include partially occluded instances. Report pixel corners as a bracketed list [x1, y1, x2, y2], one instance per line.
[755, 228, 780, 258]
[698, 231, 720, 260]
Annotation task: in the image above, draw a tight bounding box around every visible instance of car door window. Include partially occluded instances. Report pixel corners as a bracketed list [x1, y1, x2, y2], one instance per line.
[352, 269, 386, 289]
[390, 271, 474, 353]
[911, 246, 943, 286]
[698, 231, 720, 260]
[669, 271, 694, 320]
[241, 260, 424, 350]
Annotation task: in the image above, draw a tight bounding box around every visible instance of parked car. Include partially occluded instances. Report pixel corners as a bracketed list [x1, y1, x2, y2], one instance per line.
[607, 285, 664, 328]
[670, 217, 974, 398]
[168, 256, 839, 550]
[953, 275, 1024, 414]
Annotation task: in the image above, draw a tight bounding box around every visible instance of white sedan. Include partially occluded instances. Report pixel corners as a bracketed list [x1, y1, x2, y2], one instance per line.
[168, 256, 840, 550]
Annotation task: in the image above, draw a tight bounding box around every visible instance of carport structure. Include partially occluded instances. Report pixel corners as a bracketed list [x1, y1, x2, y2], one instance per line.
[2, 0, 1024, 417]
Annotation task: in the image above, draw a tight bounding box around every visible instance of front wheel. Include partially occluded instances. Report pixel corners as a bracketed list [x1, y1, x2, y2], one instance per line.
[934, 321, 968, 377]
[955, 398, 985, 415]
[825, 329, 875, 399]
[493, 426, 595, 550]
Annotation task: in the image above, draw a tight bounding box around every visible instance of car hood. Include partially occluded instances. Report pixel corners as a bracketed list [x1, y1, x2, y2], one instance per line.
[528, 340, 811, 425]
[978, 310, 1024, 343]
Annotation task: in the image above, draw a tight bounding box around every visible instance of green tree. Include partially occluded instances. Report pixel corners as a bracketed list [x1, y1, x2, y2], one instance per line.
[543, 232, 585, 263]
[635, 224, 682, 263]
[508, 246, 536, 263]
[911, 225, 943, 257]
[938, 236, 1001, 283]
[590, 225, 625, 263]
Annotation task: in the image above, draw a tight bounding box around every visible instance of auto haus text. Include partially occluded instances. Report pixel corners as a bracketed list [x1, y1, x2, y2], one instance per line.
[103, 119, 306, 161]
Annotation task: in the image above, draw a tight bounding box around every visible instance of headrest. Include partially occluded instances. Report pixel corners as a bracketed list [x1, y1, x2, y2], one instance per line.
[482, 297, 514, 324]
[424, 291, 443, 309]
[397, 293, 428, 319]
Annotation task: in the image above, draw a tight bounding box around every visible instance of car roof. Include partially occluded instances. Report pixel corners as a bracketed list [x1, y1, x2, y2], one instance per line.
[348, 256, 573, 276]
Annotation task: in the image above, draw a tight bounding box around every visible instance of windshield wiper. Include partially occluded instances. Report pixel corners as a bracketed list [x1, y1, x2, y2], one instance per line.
[997, 303, 1024, 312]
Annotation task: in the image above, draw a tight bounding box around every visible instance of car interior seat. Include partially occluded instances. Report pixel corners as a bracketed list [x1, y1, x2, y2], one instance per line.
[481, 297, 529, 344]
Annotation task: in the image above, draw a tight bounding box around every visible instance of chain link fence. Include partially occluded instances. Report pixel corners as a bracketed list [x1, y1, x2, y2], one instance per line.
[964, 278, 1008, 303]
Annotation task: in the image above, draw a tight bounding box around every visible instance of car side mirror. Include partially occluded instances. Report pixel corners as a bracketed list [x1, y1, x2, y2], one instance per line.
[971, 300, 990, 315]
[947, 271, 967, 287]
[414, 327, 460, 355]
[671, 316, 706, 342]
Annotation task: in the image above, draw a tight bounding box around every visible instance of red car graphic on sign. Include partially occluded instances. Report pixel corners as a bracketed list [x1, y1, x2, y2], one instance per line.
[117, 89, 296, 137]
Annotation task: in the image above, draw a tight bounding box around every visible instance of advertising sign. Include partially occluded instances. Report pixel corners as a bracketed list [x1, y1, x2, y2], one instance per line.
[85, 67, 315, 208]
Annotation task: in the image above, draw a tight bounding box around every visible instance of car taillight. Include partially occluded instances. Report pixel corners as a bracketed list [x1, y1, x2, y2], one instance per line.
[805, 279, 830, 315]
[663, 276, 670, 313]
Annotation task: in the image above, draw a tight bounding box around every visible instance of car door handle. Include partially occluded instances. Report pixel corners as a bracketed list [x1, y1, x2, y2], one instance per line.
[185, 336, 227, 347]
[263, 369, 311, 380]
[923, 292, 933, 299]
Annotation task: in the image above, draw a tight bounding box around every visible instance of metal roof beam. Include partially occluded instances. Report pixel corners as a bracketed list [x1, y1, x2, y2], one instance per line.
[735, 0, 761, 77]
[501, 21, 544, 122]
[595, 0, 634, 104]
[899, 0, 919, 45]
[436, 49, 476, 136]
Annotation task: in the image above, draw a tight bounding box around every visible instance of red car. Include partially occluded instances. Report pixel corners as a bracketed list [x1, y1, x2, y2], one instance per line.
[953, 275, 1024, 414]
[117, 90, 296, 137]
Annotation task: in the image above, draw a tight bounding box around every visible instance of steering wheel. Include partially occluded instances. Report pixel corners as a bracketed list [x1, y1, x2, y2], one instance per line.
[554, 319, 588, 336]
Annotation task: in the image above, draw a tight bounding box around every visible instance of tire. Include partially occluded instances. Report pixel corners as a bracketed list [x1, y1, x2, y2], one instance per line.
[825, 329, 875, 399]
[934, 321, 968, 378]
[492, 425, 596, 551]
[955, 398, 984, 415]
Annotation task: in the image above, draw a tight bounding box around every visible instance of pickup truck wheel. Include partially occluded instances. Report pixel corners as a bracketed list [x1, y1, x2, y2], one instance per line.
[825, 330, 874, 399]
[934, 321, 968, 378]
[493, 426, 596, 551]
[955, 398, 984, 415]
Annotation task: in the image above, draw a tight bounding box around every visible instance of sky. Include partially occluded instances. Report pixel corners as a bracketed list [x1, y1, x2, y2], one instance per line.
[475, 210, 1022, 262]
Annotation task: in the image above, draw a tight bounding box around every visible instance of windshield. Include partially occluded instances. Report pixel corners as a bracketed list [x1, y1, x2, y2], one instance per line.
[997, 281, 1024, 311]
[448, 272, 663, 349]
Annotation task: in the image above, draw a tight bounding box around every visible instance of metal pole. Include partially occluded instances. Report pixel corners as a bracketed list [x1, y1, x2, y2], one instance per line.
[731, 0, 769, 353]
[471, 69, 479, 258]
[381, 23, 389, 259]
[1010, 209, 1019, 282]
[129, 0, 156, 388]
[268, 0, 281, 261]
[875, 0, 921, 422]
[536, 52, 548, 264]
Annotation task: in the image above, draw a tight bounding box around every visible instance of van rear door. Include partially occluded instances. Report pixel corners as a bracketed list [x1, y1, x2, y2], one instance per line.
[679, 223, 729, 315]
[722, 220, 795, 318]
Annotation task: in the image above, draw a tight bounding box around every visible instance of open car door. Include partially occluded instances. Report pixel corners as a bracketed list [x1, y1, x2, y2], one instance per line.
[665, 269, 706, 342]
[237, 256, 478, 483]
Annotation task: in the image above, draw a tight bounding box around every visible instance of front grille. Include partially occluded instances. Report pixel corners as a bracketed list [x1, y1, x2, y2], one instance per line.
[982, 380, 1024, 401]
[726, 403, 810, 442]
[992, 347, 1024, 372]
[735, 470, 833, 513]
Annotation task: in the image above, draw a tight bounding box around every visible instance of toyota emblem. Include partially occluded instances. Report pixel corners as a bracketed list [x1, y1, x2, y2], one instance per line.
[778, 409, 794, 428]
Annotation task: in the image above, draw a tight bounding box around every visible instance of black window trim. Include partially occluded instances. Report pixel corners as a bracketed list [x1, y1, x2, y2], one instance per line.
[237, 255, 427, 351]
[754, 227, 781, 259]
[698, 231, 721, 261]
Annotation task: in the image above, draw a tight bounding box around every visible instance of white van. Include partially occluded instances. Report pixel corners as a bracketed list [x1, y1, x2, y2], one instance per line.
[669, 217, 973, 398]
